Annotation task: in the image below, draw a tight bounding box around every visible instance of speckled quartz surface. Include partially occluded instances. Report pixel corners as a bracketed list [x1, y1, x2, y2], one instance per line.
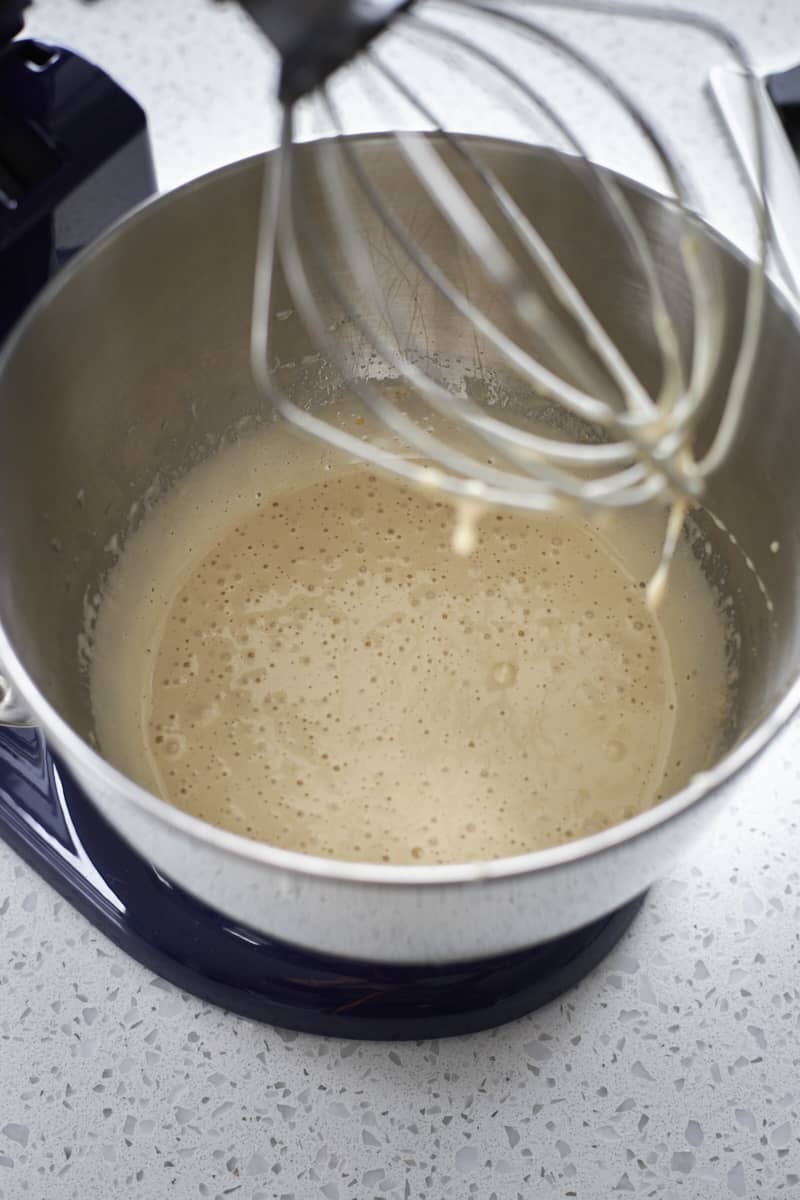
[3, 1, 800, 1197]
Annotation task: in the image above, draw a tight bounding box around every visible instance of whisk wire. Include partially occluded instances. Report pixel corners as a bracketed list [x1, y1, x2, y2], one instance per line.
[430, 0, 737, 476]
[308, 108, 673, 505]
[319, 86, 676, 505]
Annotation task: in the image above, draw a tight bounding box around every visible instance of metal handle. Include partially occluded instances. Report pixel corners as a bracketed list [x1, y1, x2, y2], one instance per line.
[0, 670, 35, 726]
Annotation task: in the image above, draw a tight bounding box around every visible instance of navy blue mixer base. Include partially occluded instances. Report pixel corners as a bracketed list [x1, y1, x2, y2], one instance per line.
[0, 726, 644, 1038]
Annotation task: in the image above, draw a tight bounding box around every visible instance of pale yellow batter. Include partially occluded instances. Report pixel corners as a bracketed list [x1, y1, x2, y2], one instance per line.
[89, 425, 731, 865]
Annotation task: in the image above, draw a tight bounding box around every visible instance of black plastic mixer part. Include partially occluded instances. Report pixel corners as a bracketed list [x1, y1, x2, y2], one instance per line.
[236, 0, 413, 102]
[767, 64, 800, 159]
[0, 0, 28, 47]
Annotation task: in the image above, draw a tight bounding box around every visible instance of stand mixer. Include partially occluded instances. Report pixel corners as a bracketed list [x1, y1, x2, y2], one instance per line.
[0, 0, 798, 1037]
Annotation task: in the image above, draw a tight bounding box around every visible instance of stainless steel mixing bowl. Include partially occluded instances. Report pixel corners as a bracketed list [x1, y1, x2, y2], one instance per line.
[0, 138, 798, 964]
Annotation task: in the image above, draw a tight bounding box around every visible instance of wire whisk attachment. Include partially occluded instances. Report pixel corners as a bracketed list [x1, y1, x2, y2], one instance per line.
[243, 0, 771, 560]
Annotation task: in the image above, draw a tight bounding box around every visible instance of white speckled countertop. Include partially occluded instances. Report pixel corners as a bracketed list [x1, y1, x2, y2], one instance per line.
[3, 1, 800, 1197]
